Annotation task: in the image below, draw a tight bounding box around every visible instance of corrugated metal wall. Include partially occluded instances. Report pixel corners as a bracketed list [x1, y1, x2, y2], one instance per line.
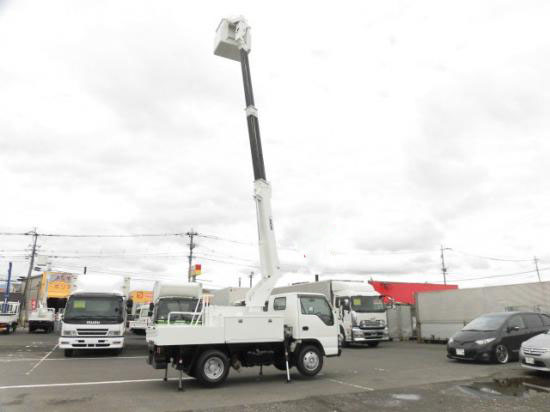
[416, 281, 550, 340]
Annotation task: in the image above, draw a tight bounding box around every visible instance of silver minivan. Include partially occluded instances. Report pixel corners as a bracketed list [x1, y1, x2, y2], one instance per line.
[520, 324, 550, 372]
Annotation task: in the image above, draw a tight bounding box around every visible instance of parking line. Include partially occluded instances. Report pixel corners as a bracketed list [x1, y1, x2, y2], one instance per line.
[25, 344, 58, 375]
[0, 356, 146, 363]
[328, 378, 374, 391]
[0, 377, 194, 390]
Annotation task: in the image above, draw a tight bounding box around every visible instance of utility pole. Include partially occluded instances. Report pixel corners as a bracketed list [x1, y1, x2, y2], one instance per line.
[534, 256, 542, 283]
[83, 266, 87, 275]
[19, 229, 39, 323]
[440, 245, 451, 285]
[249, 272, 254, 288]
[186, 229, 198, 282]
[238, 277, 242, 288]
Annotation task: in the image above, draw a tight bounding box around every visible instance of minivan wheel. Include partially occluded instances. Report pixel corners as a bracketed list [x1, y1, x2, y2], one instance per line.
[494, 344, 509, 364]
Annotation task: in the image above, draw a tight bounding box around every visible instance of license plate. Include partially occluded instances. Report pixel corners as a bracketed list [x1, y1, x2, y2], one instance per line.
[456, 348, 465, 356]
[525, 357, 535, 365]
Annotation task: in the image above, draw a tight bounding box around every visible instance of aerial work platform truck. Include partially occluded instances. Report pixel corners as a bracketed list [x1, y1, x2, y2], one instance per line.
[146, 17, 340, 390]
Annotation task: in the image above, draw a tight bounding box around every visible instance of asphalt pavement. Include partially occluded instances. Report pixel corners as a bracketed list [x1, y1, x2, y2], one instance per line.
[0, 330, 548, 411]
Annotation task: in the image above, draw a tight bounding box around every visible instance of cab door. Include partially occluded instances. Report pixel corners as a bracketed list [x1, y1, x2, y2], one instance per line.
[297, 295, 339, 356]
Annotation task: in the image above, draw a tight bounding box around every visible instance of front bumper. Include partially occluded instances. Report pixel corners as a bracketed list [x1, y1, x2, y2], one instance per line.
[519, 350, 550, 372]
[29, 320, 54, 328]
[447, 343, 494, 362]
[352, 327, 390, 342]
[58, 336, 124, 349]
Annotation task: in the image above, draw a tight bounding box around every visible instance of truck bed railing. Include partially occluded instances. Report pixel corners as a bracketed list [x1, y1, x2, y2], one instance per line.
[166, 297, 209, 326]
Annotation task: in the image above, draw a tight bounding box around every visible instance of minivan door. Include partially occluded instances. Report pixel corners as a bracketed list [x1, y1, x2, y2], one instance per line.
[297, 295, 339, 356]
[502, 315, 527, 355]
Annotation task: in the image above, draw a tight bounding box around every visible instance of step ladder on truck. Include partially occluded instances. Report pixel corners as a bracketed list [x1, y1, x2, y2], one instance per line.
[146, 17, 341, 390]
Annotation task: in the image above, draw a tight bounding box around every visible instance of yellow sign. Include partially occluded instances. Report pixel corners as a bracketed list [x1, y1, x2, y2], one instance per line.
[130, 290, 153, 304]
[353, 298, 362, 306]
[41, 272, 75, 299]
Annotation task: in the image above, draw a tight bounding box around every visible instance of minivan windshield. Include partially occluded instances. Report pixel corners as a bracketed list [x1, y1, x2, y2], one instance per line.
[64, 295, 124, 323]
[463, 314, 508, 331]
[351, 296, 385, 313]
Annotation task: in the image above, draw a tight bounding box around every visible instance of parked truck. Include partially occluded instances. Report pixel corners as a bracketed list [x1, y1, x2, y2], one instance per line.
[28, 307, 55, 333]
[147, 281, 202, 328]
[128, 304, 150, 335]
[274, 280, 389, 347]
[146, 18, 340, 390]
[0, 302, 20, 334]
[59, 275, 130, 357]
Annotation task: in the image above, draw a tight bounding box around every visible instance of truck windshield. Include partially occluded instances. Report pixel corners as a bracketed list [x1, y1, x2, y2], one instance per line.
[64, 295, 124, 323]
[351, 296, 385, 313]
[139, 307, 150, 319]
[154, 298, 201, 324]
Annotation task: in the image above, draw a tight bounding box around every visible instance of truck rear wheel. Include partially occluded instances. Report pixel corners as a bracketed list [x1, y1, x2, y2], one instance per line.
[194, 349, 229, 387]
[296, 345, 323, 377]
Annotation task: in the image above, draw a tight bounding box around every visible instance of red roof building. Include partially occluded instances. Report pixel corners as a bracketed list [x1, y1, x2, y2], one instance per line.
[369, 281, 458, 305]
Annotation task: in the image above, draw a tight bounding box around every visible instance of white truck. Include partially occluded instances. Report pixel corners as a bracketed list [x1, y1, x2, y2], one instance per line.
[274, 281, 389, 347]
[147, 281, 203, 328]
[0, 302, 20, 334]
[28, 307, 56, 333]
[59, 275, 130, 357]
[129, 304, 150, 335]
[146, 18, 340, 390]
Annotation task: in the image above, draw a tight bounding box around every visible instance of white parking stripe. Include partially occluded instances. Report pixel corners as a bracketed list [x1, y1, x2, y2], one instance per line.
[25, 344, 58, 375]
[328, 378, 374, 391]
[0, 356, 146, 363]
[0, 377, 194, 390]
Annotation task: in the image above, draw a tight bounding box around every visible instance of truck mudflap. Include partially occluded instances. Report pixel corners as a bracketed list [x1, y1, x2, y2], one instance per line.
[147, 345, 168, 369]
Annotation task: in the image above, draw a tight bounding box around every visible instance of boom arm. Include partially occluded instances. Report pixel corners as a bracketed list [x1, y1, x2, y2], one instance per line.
[214, 17, 283, 307]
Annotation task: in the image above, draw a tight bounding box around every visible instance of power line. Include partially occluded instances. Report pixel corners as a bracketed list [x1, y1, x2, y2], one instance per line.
[0, 231, 185, 238]
[449, 249, 535, 263]
[446, 267, 550, 282]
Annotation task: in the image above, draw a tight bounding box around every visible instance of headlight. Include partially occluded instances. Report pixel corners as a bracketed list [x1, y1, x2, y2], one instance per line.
[475, 337, 496, 345]
[63, 329, 77, 336]
[108, 329, 123, 336]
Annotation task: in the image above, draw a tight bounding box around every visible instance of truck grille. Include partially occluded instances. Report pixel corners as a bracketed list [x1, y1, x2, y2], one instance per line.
[523, 347, 548, 356]
[360, 320, 384, 329]
[76, 329, 108, 336]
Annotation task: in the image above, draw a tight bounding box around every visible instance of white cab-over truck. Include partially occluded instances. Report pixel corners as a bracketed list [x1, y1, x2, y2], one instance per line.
[0, 302, 19, 334]
[59, 275, 130, 357]
[129, 304, 150, 335]
[146, 18, 340, 390]
[147, 281, 202, 328]
[274, 281, 389, 347]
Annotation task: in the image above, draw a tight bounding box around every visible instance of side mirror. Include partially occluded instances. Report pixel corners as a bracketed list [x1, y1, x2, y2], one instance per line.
[508, 325, 520, 333]
[343, 299, 351, 312]
[148, 302, 154, 317]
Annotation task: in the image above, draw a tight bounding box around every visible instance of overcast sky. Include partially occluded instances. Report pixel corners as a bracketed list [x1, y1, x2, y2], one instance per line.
[1, 0, 549, 291]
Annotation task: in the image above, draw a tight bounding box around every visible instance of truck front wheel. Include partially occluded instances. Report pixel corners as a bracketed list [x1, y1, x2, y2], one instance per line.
[64, 349, 74, 357]
[296, 345, 323, 377]
[367, 342, 379, 348]
[194, 350, 229, 387]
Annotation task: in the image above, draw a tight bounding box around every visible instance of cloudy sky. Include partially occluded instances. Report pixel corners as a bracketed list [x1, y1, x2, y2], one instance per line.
[1, 0, 549, 291]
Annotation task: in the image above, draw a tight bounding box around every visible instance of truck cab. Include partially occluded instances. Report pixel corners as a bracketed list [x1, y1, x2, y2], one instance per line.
[0, 302, 19, 334]
[59, 276, 130, 357]
[333, 282, 389, 347]
[129, 304, 151, 335]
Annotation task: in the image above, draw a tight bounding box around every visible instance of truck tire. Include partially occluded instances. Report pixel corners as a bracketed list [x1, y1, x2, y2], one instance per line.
[296, 345, 323, 377]
[367, 342, 379, 348]
[194, 349, 230, 387]
[339, 327, 348, 348]
[64, 349, 74, 357]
